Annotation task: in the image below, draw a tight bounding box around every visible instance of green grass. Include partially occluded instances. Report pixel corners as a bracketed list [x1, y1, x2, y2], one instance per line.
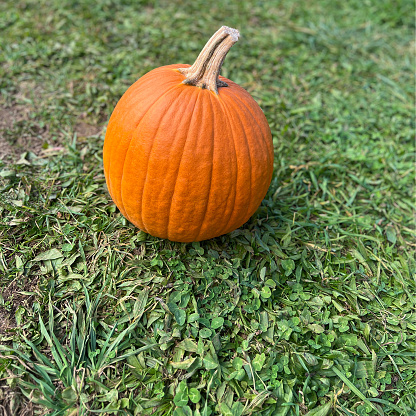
[0, 0, 414, 415]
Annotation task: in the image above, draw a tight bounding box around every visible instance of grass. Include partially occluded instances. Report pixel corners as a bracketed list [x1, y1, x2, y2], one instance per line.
[0, 0, 414, 415]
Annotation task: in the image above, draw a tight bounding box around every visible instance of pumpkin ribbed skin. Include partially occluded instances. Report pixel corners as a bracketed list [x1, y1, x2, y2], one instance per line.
[104, 32, 274, 242]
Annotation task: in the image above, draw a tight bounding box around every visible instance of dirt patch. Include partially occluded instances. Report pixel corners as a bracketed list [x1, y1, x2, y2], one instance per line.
[0, 387, 37, 416]
[0, 105, 45, 163]
[75, 120, 103, 138]
[0, 106, 26, 161]
[0, 309, 13, 338]
[0, 308, 16, 339]
[0, 276, 39, 338]
[0, 106, 27, 132]
[0, 91, 104, 162]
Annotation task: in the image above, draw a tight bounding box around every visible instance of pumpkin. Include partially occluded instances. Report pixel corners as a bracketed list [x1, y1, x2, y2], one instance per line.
[103, 26, 274, 242]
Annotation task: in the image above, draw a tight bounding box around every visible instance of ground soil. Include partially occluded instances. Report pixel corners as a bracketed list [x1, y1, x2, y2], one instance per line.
[0, 102, 48, 163]
[0, 103, 102, 163]
[75, 120, 102, 138]
[0, 276, 39, 337]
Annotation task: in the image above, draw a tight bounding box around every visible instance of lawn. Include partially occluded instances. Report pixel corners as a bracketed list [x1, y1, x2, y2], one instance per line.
[0, 0, 414, 415]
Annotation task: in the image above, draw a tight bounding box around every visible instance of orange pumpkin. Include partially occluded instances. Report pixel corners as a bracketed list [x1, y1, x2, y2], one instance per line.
[103, 26, 274, 242]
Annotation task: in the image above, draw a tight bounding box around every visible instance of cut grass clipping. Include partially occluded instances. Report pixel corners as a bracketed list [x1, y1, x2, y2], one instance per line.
[0, 0, 414, 415]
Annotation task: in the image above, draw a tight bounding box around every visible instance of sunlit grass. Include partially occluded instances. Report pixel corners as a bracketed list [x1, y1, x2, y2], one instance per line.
[0, 0, 414, 415]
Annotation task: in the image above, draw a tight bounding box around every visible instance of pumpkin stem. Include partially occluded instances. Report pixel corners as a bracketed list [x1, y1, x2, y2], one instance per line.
[178, 26, 240, 95]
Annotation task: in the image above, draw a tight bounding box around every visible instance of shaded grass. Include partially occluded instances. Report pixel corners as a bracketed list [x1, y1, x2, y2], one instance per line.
[0, 0, 415, 415]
